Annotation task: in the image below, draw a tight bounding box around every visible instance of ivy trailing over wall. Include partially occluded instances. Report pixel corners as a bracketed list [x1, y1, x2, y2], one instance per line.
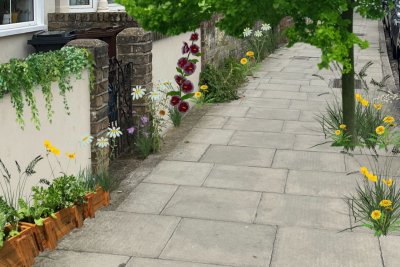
[0, 47, 94, 129]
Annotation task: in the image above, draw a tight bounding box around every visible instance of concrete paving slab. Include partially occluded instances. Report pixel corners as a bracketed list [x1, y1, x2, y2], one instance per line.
[34, 251, 130, 267]
[239, 97, 291, 108]
[162, 186, 261, 223]
[268, 78, 310, 85]
[195, 115, 229, 129]
[286, 170, 358, 198]
[344, 154, 400, 176]
[282, 121, 323, 135]
[204, 165, 287, 193]
[126, 258, 227, 267]
[293, 134, 343, 153]
[160, 218, 276, 267]
[246, 107, 300, 120]
[223, 117, 284, 132]
[379, 235, 400, 267]
[144, 161, 213, 186]
[273, 150, 346, 172]
[207, 106, 249, 117]
[271, 227, 382, 267]
[229, 131, 295, 149]
[261, 90, 308, 100]
[166, 143, 210, 162]
[289, 100, 327, 111]
[201, 145, 275, 167]
[256, 84, 300, 92]
[299, 110, 320, 122]
[243, 90, 264, 97]
[184, 128, 235, 145]
[255, 193, 349, 230]
[57, 211, 180, 257]
[117, 183, 177, 214]
[300, 85, 331, 93]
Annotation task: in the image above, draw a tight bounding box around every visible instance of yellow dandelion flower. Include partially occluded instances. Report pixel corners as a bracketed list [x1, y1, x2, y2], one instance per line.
[371, 210, 381, 220]
[361, 99, 369, 107]
[339, 124, 346, 130]
[366, 172, 378, 183]
[379, 199, 392, 207]
[50, 146, 60, 156]
[246, 51, 255, 57]
[360, 166, 369, 176]
[373, 103, 382, 110]
[383, 178, 393, 187]
[383, 116, 395, 124]
[240, 58, 248, 65]
[200, 85, 209, 91]
[335, 130, 341, 136]
[355, 93, 362, 101]
[43, 139, 52, 150]
[195, 91, 202, 98]
[66, 152, 76, 160]
[376, 126, 385, 135]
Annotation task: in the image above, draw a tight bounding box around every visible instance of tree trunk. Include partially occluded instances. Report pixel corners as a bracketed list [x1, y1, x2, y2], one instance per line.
[341, 4, 356, 147]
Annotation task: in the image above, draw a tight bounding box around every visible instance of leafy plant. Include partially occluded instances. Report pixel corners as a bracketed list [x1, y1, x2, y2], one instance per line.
[17, 198, 55, 226]
[200, 57, 247, 103]
[95, 171, 113, 192]
[0, 211, 5, 248]
[346, 166, 400, 236]
[243, 23, 278, 62]
[0, 46, 93, 129]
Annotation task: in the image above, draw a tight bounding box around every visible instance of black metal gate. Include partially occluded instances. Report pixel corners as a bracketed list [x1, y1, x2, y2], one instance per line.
[108, 58, 134, 158]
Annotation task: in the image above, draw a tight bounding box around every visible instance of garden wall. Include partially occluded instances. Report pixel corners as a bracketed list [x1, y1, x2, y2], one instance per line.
[0, 71, 91, 199]
[152, 31, 201, 88]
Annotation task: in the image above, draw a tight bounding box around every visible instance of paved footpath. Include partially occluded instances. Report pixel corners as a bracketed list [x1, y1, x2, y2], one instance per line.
[35, 15, 400, 267]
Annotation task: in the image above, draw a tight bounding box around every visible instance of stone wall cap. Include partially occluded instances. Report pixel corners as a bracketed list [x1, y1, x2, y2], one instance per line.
[118, 27, 150, 36]
[67, 39, 109, 48]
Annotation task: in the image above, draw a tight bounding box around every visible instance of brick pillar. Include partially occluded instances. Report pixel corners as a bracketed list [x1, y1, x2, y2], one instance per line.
[116, 28, 152, 118]
[67, 39, 110, 171]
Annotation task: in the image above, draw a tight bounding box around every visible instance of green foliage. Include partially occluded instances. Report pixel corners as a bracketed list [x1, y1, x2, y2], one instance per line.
[17, 199, 52, 226]
[168, 107, 182, 127]
[244, 24, 278, 62]
[0, 211, 5, 248]
[0, 46, 93, 129]
[95, 171, 113, 192]
[200, 57, 247, 103]
[31, 175, 86, 215]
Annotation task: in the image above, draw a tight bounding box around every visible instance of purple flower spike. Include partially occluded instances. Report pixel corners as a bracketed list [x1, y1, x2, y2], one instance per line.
[140, 115, 149, 125]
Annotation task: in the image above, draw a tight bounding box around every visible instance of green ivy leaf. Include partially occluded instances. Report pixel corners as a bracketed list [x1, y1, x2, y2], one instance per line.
[167, 91, 181, 96]
[181, 93, 194, 100]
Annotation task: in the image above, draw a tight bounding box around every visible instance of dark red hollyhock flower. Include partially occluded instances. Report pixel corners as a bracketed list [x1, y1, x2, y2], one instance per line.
[174, 75, 186, 86]
[182, 42, 190, 54]
[170, 95, 181, 106]
[190, 32, 199, 41]
[177, 57, 188, 68]
[178, 101, 189, 113]
[182, 80, 194, 93]
[190, 44, 200, 54]
[183, 62, 196, 75]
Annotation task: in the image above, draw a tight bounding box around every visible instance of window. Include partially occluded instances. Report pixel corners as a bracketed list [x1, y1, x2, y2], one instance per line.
[0, 0, 45, 37]
[108, 0, 125, 11]
[69, 0, 97, 12]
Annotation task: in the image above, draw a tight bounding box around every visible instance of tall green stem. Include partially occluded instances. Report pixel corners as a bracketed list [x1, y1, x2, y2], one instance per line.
[341, 2, 356, 148]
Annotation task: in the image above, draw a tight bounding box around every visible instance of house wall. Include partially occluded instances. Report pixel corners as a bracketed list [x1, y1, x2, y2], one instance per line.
[0, 1, 55, 63]
[0, 71, 91, 199]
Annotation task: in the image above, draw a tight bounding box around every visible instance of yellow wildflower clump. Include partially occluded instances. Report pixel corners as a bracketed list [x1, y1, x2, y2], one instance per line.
[379, 199, 392, 207]
[43, 139, 60, 156]
[359, 166, 377, 182]
[375, 126, 385, 135]
[361, 99, 369, 107]
[373, 103, 382, 110]
[383, 178, 393, 187]
[240, 58, 248, 65]
[246, 51, 255, 57]
[383, 116, 395, 124]
[195, 91, 202, 98]
[339, 124, 346, 130]
[360, 166, 368, 176]
[335, 130, 341, 136]
[200, 85, 208, 91]
[371, 210, 381, 220]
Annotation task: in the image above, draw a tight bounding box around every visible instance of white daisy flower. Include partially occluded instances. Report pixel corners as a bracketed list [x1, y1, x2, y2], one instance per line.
[131, 85, 146, 100]
[261, 23, 271, 32]
[107, 126, 123, 139]
[149, 91, 162, 101]
[80, 135, 93, 146]
[96, 137, 109, 148]
[254, 30, 263, 37]
[243, 27, 253, 37]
